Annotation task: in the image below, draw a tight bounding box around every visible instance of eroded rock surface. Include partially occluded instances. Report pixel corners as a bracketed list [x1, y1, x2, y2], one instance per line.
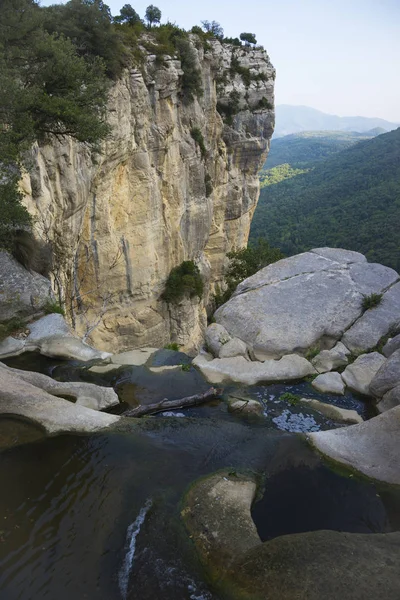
[214, 250, 399, 360]
[342, 352, 386, 396]
[312, 372, 346, 395]
[309, 406, 400, 484]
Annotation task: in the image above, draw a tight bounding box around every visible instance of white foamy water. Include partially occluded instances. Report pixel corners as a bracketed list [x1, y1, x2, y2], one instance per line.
[118, 499, 152, 599]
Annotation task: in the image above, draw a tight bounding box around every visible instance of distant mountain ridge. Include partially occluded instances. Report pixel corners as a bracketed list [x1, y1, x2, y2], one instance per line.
[274, 105, 399, 138]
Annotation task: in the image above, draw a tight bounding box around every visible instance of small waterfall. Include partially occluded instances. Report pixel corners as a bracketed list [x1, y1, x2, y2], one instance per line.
[118, 499, 152, 600]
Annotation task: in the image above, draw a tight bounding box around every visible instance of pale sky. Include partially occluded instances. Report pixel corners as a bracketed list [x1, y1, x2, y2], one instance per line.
[40, 0, 400, 122]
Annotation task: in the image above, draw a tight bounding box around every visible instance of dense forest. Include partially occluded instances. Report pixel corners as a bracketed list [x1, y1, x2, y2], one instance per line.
[251, 128, 400, 271]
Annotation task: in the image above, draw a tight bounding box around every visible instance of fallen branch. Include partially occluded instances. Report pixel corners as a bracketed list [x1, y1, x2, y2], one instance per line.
[123, 387, 223, 417]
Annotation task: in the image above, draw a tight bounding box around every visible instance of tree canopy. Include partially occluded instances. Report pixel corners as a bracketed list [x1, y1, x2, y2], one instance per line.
[240, 32, 257, 45]
[145, 5, 161, 26]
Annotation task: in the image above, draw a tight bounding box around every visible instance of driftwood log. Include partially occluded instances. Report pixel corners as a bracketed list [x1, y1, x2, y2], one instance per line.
[123, 387, 223, 417]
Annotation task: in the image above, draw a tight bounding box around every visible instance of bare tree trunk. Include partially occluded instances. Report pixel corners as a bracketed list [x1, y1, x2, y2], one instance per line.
[123, 387, 223, 417]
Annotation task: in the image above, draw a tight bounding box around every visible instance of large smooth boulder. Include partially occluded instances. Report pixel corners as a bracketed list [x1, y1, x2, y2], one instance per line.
[369, 348, 400, 398]
[215, 249, 398, 360]
[312, 372, 345, 395]
[193, 353, 316, 385]
[309, 406, 400, 484]
[342, 352, 386, 396]
[342, 282, 400, 354]
[38, 335, 110, 361]
[0, 251, 53, 322]
[0, 366, 120, 434]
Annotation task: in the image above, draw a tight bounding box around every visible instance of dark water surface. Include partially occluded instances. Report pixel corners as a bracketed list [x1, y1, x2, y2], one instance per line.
[1, 353, 398, 599]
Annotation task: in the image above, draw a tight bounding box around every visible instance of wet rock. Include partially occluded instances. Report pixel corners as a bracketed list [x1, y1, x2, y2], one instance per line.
[192, 353, 316, 385]
[229, 530, 400, 600]
[182, 471, 259, 573]
[311, 342, 349, 373]
[309, 406, 400, 484]
[215, 250, 398, 360]
[342, 352, 386, 395]
[300, 398, 362, 424]
[369, 349, 400, 398]
[228, 398, 264, 416]
[312, 372, 345, 395]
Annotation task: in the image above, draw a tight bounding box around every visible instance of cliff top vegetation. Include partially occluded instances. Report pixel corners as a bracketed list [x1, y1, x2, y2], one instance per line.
[0, 0, 263, 261]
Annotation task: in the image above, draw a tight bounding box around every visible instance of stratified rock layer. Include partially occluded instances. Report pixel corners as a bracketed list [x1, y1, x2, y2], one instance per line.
[22, 38, 275, 353]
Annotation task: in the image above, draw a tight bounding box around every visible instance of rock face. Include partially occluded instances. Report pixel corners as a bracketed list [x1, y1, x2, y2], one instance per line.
[21, 38, 275, 354]
[214, 249, 399, 359]
[0, 251, 53, 322]
[369, 349, 400, 398]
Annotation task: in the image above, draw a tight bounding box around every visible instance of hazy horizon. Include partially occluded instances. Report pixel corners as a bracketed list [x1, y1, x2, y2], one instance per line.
[40, 0, 400, 123]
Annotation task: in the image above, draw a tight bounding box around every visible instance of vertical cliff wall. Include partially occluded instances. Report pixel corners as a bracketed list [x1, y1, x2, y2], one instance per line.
[22, 36, 275, 353]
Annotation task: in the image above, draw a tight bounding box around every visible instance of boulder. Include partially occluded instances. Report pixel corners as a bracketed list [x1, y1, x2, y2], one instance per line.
[0, 362, 119, 411]
[0, 251, 53, 322]
[215, 250, 398, 360]
[204, 323, 231, 357]
[311, 372, 346, 395]
[38, 335, 110, 361]
[311, 342, 349, 373]
[0, 366, 120, 434]
[228, 398, 264, 416]
[192, 353, 316, 385]
[219, 337, 248, 359]
[182, 471, 260, 571]
[27, 313, 71, 340]
[300, 398, 362, 424]
[342, 282, 400, 354]
[229, 531, 400, 600]
[377, 385, 400, 413]
[308, 406, 400, 484]
[0, 336, 26, 359]
[369, 349, 400, 398]
[342, 352, 386, 395]
[382, 333, 400, 357]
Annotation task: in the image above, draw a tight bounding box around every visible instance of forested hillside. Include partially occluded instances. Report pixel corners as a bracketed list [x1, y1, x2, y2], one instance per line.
[263, 130, 379, 169]
[251, 128, 400, 271]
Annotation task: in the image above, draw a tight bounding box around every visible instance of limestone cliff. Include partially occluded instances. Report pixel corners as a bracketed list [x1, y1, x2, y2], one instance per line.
[21, 36, 275, 353]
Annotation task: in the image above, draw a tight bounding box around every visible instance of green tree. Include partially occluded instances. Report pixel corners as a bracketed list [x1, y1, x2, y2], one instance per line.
[240, 32, 257, 45]
[114, 4, 142, 25]
[145, 4, 161, 26]
[201, 20, 223, 38]
[0, 0, 110, 253]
